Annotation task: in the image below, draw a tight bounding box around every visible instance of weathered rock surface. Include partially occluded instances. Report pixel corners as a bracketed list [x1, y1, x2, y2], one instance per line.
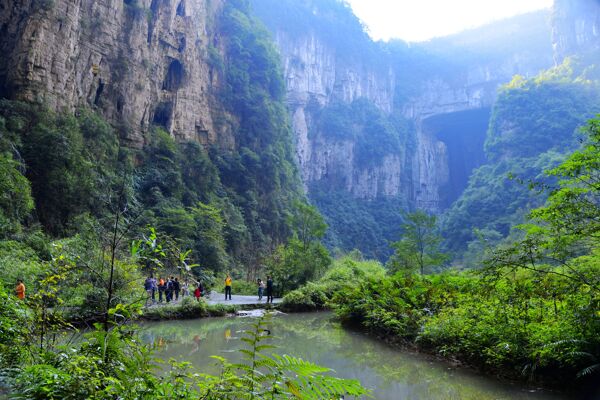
[552, 0, 600, 63]
[0, 0, 233, 147]
[275, 30, 400, 199]
[271, 19, 553, 210]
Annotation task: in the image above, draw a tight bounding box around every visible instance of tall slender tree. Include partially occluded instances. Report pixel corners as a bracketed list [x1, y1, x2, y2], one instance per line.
[388, 210, 448, 275]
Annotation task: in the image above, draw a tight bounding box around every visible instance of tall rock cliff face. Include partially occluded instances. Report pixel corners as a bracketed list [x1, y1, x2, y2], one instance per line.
[275, 30, 401, 199]
[552, 0, 600, 63]
[408, 50, 552, 209]
[260, 7, 554, 211]
[0, 0, 233, 147]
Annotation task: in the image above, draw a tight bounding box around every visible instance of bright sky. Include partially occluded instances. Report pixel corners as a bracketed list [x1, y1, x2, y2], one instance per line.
[346, 0, 553, 42]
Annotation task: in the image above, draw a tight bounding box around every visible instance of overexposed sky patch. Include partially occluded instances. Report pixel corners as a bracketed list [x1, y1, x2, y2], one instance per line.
[346, 0, 553, 42]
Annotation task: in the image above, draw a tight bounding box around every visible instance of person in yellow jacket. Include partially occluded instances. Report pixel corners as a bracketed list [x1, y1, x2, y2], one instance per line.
[15, 279, 25, 300]
[224, 274, 232, 300]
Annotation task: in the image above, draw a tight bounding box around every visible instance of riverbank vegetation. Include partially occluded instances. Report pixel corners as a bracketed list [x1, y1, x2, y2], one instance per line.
[0, 0, 361, 396]
[282, 117, 600, 388]
[1, 288, 368, 399]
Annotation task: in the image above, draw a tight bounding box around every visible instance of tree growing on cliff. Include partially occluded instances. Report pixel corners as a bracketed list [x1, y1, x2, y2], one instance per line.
[387, 210, 448, 275]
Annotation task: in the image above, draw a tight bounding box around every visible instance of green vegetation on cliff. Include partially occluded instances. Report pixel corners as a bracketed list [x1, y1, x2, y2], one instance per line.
[442, 58, 600, 260]
[0, 0, 311, 280]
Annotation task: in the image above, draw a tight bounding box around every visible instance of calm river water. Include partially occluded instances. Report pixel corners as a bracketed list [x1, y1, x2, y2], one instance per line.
[140, 312, 575, 400]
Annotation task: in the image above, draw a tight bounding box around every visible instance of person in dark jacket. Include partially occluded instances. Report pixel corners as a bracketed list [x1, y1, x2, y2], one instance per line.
[174, 277, 181, 301]
[266, 276, 274, 303]
[158, 277, 166, 303]
[166, 277, 174, 303]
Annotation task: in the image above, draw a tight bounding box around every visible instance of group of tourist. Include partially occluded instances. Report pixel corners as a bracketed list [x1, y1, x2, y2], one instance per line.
[143, 273, 275, 306]
[223, 274, 274, 303]
[144, 275, 205, 306]
[257, 275, 275, 303]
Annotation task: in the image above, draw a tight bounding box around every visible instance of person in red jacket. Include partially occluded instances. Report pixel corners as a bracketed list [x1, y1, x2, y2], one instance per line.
[194, 284, 202, 302]
[15, 279, 25, 300]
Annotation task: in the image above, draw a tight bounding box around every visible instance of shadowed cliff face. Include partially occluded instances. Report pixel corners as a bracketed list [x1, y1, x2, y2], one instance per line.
[0, 0, 233, 147]
[422, 108, 490, 207]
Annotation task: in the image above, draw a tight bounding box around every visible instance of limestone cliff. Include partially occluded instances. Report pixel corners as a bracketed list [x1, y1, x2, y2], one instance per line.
[0, 0, 233, 147]
[260, 6, 554, 211]
[408, 48, 552, 209]
[276, 30, 401, 199]
[552, 0, 600, 63]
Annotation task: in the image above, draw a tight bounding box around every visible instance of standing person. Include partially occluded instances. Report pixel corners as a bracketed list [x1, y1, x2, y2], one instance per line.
[266, 275, 274, 304]
[257, 279, 264, 301]
[174, 277, 181, 301]
[144, 276, 154, 306]
[15, 279, 25, 300]
[158, 277, 165, 303]
[194, 284, 202, 302]
[166, 277, 174, 303]
[151, 276, 158, 303]
[182, 280, 189, 297]
[224, 274, 232, 300]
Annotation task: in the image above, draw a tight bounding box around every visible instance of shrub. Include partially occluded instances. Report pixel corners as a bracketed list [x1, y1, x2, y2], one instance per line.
[281, 256, 386, 312]
[280, 282, 329, 312]
[207, 303, 237, 316]
[142, 297, 207, 320]
[230, 279, 257, 296]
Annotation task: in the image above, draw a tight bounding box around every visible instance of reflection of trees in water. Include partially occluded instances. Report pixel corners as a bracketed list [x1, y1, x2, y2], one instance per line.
[140, 314, 560, 400]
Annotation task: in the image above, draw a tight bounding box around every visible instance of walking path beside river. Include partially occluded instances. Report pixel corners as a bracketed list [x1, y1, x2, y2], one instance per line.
[205, 291, 282, 306]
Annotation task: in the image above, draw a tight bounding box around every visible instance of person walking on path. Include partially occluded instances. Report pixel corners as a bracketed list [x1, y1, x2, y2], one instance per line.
[15, 279, 25, 300]
[182, 280, 189, 297]
[194, 284, 202, 302]
[151, 276, 158, 303]
[144, 276, 154, 306]
[174, 277, 181, 301]
[158, 277, 166, 303]
[224, 274, 232, 300]
[266, 275, 274, 303]
[166, 277, 174, 303]
[257, 279, 265, 300]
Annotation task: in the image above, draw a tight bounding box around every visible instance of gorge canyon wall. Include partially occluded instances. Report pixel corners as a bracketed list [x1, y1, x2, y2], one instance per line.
[262, 6, 555, 211]
[1, 0, 598, 258]
[0, 0, 234, 148]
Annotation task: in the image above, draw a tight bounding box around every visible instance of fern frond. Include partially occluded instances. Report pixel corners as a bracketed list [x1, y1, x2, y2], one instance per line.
[577, 363, 600, 378]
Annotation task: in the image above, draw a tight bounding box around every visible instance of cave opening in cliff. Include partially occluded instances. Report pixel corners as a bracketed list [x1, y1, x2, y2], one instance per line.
[423, 107, 491, 207]
[163, 59, 185, 91]
[93, 79, 105, 106]
[152, 101, 173, 130]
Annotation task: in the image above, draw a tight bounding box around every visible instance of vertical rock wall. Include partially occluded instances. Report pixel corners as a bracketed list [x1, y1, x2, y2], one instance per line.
[0, 0, 234, 147]
[272, 22, 553, 211]
[275, 31, 403, 199]
[552, 0, 600, 63]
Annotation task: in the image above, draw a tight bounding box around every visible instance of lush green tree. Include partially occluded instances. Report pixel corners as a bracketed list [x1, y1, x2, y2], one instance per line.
[0, 101, 125, 237]
[189, 202, 229, 272]
[267, 201, 331, 294]
[269, 238, 331, 295]
[0, 153, 33, 237]
[388, 210, 448, 275]
[486, 117, 600, 292]
[289, 200, 327, 248]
